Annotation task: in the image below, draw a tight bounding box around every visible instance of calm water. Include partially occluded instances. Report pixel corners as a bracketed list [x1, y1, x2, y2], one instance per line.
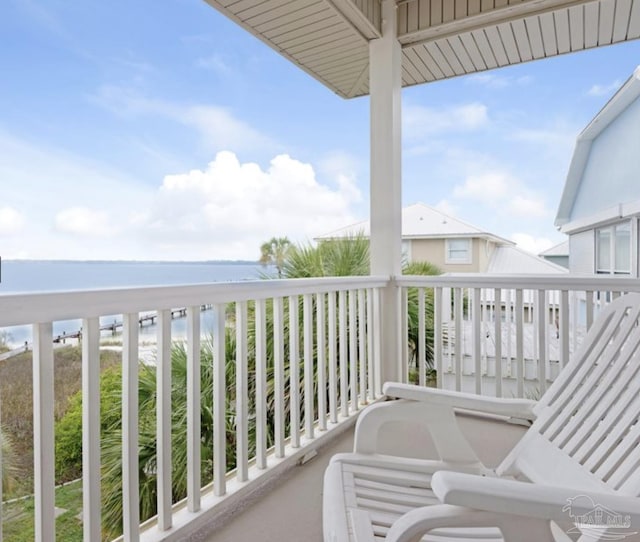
[0, 260, 264, 293]
[0, 260, 268, 348]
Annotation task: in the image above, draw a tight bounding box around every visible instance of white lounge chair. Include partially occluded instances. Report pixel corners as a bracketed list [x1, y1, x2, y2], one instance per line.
[323, 292, 640, 542]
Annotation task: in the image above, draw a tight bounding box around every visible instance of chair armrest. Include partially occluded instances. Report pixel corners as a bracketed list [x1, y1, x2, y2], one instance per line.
[383, 382, 537, 421]
[432, 471, 640, 525]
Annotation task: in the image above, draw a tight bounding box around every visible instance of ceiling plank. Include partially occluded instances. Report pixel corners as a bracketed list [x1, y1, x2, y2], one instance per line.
[597, 0, 616, 44]
[629, 0, 640, 38]
[511, 18, 534, 59]
[612, 0, 633, 42]
[568, 4, 585, 50]
[554, 8, 572, 53]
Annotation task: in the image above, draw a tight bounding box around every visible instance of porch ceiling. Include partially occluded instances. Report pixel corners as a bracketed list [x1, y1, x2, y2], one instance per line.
[204, 0, 640, 98]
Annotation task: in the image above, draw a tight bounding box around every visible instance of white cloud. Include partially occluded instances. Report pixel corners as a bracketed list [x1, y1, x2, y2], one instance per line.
[466, 73, 533, 89]
[452, 170, 550, 220]
[404, 103, 488, 139]
[55, 207, 112, 237]
[195, 54, 230, 74]
[587, 79, 622, 97]
[134, 151, 361, 259]
[509, 195, 547, 218]
[0, 207, 25, 235]
[90, 85, 275, 154]
[434, 199, 458, 217]
[510, 233, 554, 255]
[453, 172, 511, 203]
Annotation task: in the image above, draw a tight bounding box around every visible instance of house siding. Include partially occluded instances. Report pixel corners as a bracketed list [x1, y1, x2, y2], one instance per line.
[570, 96, 640, 222]
[569, 230, 595, 274]
[409, 238, 495, 273]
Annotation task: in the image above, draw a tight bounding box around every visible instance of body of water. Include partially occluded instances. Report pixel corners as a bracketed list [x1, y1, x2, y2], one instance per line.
[0, 260, 268, 349]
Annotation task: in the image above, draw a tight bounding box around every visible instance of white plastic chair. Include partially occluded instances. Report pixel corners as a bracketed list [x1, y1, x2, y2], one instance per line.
[323, 292, 640, 542]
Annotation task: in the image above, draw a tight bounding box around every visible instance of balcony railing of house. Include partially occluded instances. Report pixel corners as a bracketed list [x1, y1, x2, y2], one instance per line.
[1, 273, 640, 541]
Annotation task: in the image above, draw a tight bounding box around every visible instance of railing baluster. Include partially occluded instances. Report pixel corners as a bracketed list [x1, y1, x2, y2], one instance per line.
[289, 296, 300, 446]
[82, 317, 101, 540]
[122, 313, 140, 541]
[317, 293, 327, 430]
[303, 294, 315, 438]
[156, 310, 172, 531]
[473, 288, 482, 395]
[358, 289, 366, 405]
[586, 290, 594, 331]
[255, 299, 267, 466]
[434, 287, 443, 389]
[348, 290, 358, 412]
[537, 289, 547, 393]
[515, 290, 524, 398]
[454, 288, 463, 392]
[236, 301, 249, 480]
[33, 323, 55, 542]
[328, 291, 338, 423]
[213, 303, 227, 494]
[494, 289, 502, 398]
[373, 288, 383, 397]
[186, 306, 201, 512]
[366, 288, 375, 401]
[559, 290, 570, 368]
[338, 290, 348, 417]
[273, 297, 286, 456]
[418, 288, 426, 387]
[401, 287, 409, 383]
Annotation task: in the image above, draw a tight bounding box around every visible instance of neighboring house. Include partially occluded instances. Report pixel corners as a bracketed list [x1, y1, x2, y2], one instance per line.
[317, 202, 567, 276]
[538, 241, 569, 269]
[555, 66, 640, 276]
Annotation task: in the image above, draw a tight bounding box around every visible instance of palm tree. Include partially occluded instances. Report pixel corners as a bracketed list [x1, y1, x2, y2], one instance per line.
[259, 237, 292, 278]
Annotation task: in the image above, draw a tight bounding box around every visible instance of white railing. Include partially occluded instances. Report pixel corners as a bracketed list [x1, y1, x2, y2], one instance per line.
[397, 274, 640, 399]
[4, 273, 640, 541]
[0, 276, 387, 542]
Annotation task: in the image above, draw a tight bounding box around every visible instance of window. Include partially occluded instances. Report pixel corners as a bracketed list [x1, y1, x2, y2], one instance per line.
[446, 238, 472, 264]
[596, 221, 631, 274]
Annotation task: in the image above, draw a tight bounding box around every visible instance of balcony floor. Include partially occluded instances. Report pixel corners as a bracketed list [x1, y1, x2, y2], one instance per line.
[197, 410, 528, 542]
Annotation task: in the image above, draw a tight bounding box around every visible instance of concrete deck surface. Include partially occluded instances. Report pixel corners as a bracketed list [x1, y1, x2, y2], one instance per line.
[201, 411, 528, 542]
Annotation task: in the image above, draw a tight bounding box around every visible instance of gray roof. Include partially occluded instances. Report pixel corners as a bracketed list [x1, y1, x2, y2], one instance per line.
[487, 245, 568, 274]
[538, 240, 569, 257]
[315, 202, 513, 244]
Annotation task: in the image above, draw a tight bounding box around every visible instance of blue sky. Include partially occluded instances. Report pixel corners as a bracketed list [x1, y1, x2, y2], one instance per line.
[1, 0, 640, 261]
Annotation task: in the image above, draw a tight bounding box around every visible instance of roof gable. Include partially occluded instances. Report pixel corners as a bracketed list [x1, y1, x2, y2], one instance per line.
[555, 66, 640, 229]
[316, 202, 513, 244]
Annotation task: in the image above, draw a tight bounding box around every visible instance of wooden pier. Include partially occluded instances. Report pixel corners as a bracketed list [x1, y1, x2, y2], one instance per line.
[52, 305, 211, 343]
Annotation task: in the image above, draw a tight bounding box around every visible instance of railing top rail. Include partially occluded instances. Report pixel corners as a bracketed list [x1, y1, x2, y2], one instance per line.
[395, 273, 640, 291]
[0, 275, 390, 327]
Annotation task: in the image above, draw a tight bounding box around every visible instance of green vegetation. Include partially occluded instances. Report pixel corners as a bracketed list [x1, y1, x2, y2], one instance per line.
[1, 480, 84, 542]
[0, 346, 120, 496]
[0, 330, 12, 354]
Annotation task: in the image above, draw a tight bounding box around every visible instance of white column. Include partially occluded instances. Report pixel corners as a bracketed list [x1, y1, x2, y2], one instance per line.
[370, 0, 402, 384]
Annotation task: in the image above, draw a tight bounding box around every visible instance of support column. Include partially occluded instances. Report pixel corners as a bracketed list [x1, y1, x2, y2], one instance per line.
[370, 0, 402, 385]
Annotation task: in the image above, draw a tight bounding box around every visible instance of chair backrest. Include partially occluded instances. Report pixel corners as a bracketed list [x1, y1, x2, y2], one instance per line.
[498, 292, 640, 496]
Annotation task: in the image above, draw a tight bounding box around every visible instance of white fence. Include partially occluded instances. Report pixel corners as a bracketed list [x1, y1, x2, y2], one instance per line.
[2, 273, 640, 541]
[397, 274, 640, 399]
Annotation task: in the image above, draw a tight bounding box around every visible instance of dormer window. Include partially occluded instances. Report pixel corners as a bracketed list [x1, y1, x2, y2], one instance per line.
[596, 221, 631, 274]
[446, 238, 472, 264]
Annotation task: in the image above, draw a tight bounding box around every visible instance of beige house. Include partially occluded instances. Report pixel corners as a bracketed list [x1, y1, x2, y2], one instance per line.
[316, 202, 565, 275]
